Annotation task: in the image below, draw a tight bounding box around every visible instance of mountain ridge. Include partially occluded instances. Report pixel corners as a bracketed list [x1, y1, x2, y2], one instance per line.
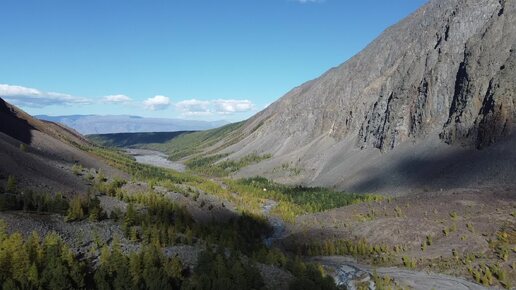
[36, 114, 229, 135]
[0, 98, 125, 194]
[189, 0, 516, 194]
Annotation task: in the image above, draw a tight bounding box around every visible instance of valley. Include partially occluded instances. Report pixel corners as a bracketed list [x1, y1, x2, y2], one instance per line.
[0, 0, 515, 289]
[124, 145, 509, 290]
[120, 142, 514, 290]
[0, 94, 514, 289]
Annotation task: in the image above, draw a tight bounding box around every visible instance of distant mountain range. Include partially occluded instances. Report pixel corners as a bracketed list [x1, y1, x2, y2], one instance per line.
[35, 114, 228, 135]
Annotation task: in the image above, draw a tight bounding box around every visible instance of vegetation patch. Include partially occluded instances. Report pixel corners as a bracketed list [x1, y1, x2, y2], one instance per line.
[88, 131, 193, 148]
[235, 177, 383, 218]
[144, 122, 245, 160]
[0, 190, 69, 213]
[185, 153, 272, 177]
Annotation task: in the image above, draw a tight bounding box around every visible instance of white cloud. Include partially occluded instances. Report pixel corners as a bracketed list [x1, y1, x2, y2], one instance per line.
[0, 84, 91, 107]
[143, 95, 171, 111]
[102, 94, 132, 104]
[0, 84, 256, 118]
[176, 99, 254, 116]
[212, 99, 254, 114]
[176, 99, 211, 116]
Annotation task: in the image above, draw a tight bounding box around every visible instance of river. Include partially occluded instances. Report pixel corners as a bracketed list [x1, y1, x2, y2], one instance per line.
[260, 202, 486, 290]
[125, 148, 186, 172]
[310, 256, 488, 290]
[262, 200, 287, 247]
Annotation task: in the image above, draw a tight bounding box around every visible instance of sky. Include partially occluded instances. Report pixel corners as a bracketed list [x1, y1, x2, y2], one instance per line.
[0, 0, 427, 121]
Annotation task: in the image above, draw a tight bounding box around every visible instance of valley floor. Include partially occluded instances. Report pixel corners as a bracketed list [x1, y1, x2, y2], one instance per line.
[125, 148, 186, 172]
[1, 144, 514, 290]
[312, 256, 488, 290]
[128, 151, 515, 289]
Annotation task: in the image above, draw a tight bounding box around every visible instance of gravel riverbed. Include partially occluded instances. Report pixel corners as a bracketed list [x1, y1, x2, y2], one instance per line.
[125, 148, 186, 172]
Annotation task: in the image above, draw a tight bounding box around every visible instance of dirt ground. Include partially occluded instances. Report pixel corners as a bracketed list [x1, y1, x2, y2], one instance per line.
[283, 186, 516, 287]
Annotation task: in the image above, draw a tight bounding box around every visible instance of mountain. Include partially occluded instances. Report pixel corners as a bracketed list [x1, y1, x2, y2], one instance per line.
[36, 114, 229, 135]
[187, 0, 516, 194]
[1, 2, 515, 288]
[88, 131, 195, 148]
[0, 98, 124, 194]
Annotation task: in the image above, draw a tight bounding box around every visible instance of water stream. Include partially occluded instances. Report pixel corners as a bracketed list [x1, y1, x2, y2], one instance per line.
[125, 148, 186, 172]
[262, 200, 287, 247]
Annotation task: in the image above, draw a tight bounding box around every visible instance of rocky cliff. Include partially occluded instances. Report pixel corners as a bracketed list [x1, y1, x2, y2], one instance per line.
[206, 0, 516, 194]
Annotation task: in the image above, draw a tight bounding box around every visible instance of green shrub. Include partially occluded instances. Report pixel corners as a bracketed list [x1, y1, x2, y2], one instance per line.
[0, 191, 68, 213]
[186, 153, 272, 177]
[0, 229, 86, 289]
[67, 196, 85, 221]
[186, 249, 266, 290]
[426, 235, 433, 246]
[96, 169, 107, 183]
[394, 206, 403, 217]
[95, 177, 126, 196]
[0, 193, 18, 210]
[402, 256, 416, 268]
[19, 143, 27, 152]
[66, 195, 105, 222]
[72, 163, 83, 175]
[372, 272, 399, 290]
[85, 171, 94, 181]
[6, 175, 16, 193]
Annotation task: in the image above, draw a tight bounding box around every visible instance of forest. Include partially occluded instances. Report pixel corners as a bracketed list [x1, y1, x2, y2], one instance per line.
[0, 146, 342, 289]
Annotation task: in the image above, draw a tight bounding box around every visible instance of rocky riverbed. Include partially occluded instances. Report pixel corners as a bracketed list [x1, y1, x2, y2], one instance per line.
[311, 256, 489, 290]
[125, 148, 186, 172]
[262, 200, 287, 247]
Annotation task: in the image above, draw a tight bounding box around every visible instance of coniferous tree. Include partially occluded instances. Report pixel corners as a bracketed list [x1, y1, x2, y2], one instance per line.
[6, 175, 16, 193]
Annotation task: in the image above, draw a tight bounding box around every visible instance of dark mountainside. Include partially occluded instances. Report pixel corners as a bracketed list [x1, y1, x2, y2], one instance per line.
[0, 98, 124, 194]
[88, 131, 195, 148]
[195, 0, 516, 194]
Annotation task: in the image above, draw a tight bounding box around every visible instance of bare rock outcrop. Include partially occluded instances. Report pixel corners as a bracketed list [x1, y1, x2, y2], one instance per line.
[210, 0, 516, 193]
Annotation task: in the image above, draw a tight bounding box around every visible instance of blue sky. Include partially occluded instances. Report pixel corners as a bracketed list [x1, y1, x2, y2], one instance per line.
[0, 0, 427, 121]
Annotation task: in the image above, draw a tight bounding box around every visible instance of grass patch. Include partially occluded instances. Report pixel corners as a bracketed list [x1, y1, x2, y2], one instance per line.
[145, 122, 245, 160]
[88, 131, 192, 148]
[185, 153, 272, 177]
[225, 177, 383, 222]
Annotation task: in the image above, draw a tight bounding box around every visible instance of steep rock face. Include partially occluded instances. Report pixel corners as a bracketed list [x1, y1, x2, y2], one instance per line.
[212, 0, 516, 193]
[243, 0, 512, 150]
[441, 0, 515, 148]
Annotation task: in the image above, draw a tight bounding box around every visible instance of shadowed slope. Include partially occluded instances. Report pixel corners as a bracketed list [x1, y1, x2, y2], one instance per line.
[0, 98, 125, 194]
[0, 98, 33, 144]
